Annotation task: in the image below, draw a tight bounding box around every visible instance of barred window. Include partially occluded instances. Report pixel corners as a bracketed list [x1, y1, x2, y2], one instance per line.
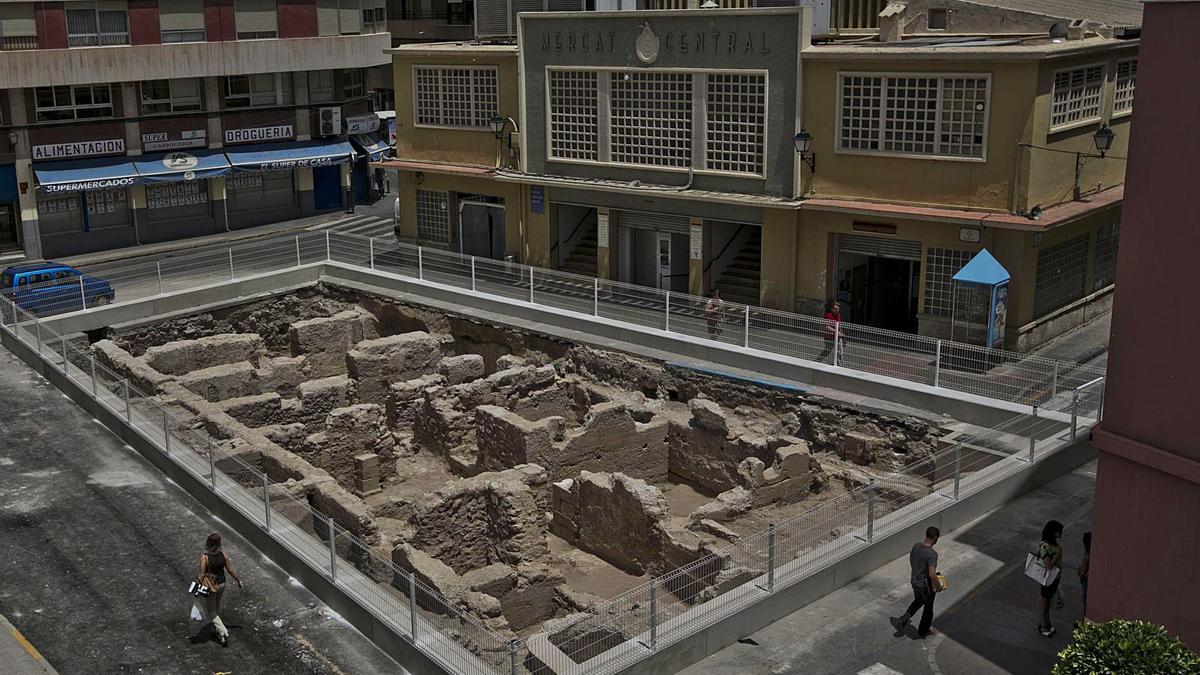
[414, 66, 498, 129]
[416, 190, 449, 242]
[706, 73, 766, 175]
[1033, 233, 1089, 317]
[839, 73, 988, 159]
[548, 70, 599, 161]
[923, 248, 975, 317]
[1092, 222, 1119, 291]
[1114, 59, 1136, 115]
[1050, 65, 1105, 130]
[610, 71, 692, 168]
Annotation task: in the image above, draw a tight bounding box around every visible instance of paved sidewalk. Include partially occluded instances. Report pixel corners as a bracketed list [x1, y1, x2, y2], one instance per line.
[1028, 312, 1112, 369]
[680, 456, 1097, 675]
[0, 613, 58, 675]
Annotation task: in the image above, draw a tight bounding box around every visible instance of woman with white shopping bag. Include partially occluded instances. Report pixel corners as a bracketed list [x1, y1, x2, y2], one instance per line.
[1027, 520, 1065, 638]
[190, 532, 244, 647]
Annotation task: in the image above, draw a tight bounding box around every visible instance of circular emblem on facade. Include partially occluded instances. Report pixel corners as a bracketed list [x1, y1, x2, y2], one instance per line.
[164, 152, 199, 171]
[636, 22, 660, 65]
[183, 170, 197, 182]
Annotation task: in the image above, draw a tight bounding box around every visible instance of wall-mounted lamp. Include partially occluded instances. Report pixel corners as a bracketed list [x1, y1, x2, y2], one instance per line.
[1073, 124, 1117, 200]
[489, 114, 520, 169]
[8, 131, 17, 146]
[793, 129, 816, 174]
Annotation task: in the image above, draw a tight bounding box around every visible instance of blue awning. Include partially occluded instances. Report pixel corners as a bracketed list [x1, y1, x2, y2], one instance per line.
[225, 139, 356, 173]
[0, 165, 16, 203]
[134, 149, 231, 184]
[351, 133, 391, 161]
[953, 249, 1011, 287]
[34, 156, 139, 194]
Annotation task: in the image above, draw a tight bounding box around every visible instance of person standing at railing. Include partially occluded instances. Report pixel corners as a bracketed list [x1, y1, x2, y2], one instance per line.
[892, 526, 941, 638]
[817, 300, 843, 364]
[194, 532, 244, 648]
[705, 290, 725, 338]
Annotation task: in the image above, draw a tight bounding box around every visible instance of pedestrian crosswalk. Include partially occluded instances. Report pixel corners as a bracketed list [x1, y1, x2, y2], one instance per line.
[308, 214, 394, 239]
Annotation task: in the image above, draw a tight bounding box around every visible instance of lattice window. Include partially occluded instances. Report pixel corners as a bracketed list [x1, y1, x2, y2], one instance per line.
[416, 190, 449, 243]
[1092, 222, 1120, 291]
[413, 66, 498, 129]
[610, 71, 692, 168]
[923, 248, 975, 317]
[1033, 233, 1089, 317]
[1050, 65, 1105, 130]
[840, 74, 883, 151]
[1114, 59, 1136, 115]
[840, 73, 988, 158]
[706, 73, 766, 175]
[548, 70, 599, 161]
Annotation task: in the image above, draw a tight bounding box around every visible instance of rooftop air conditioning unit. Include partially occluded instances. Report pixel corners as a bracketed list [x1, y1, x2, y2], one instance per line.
[475, 0, 585, 40]
[318, 107, 342, 137]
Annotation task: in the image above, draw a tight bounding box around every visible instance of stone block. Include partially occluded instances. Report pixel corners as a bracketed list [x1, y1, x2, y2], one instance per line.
[475, 405, 563, 472]
[288, 310, 377, 377]
[354, 453, 382, 497]
[298, 375, 352, 422]
[500, 566, 564, 632]
[460, 563, 518, 599]
[255, 356, 307, 398]
[575, 472, 672, 576]
[549, 478, 578, 542]
[690, 518, 741, 543]
[842, 431, 888, 466]
[690, 487, 752, 523]
[177, 362, 259, 402]
[392, 543, 465, 602]
[216, 392, 285, 428]
[438, 354, 485, 385]
[143, 333, 264, 376]
[347, 332, 443, 406]
[387, 374, 442, 431]
[92, 340, 170, 393]
[494, 354, 526, 370]
[689, 398, 728, 433]
[306, 404, 396, 492]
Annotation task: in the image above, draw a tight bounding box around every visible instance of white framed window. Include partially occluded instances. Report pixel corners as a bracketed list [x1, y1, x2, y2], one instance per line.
[309, 71, 336, 103]
[235, 0, 277, 40]
[413, 66, 498, 129]
[141, 78, 203, 114]
[66, 1, 129, 47]
[548, 70, 599, 162]
[159, 0, 205, 42]
[343, 68, 365, 99]
[1050, 64, 1105, 131]
[0, 4, 40, 51]
[224, 73, 292, 108]
[837, 72, 989, 160]
[706, 72, 766, 175]
[416, 189, 449, 242]
[1113, 59, 1136, 116]
[34, 84, 114, 122]
[611, 71, 693, 169]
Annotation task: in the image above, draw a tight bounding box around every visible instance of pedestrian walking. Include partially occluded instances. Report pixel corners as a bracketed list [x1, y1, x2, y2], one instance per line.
[1037, 520, 1065, 637]
[817, 300, 843, 364]
[892, 526, 941, 638]
[705, 290, 725, 338]
[196, 533, 244, 647]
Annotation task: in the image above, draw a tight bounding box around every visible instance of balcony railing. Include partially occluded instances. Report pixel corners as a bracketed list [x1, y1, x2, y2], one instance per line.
[0, 35, 39, 51]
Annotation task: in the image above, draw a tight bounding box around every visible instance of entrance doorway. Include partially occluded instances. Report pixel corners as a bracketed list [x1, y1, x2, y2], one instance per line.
[615, 210, 690, 293]
[458, 198, 505, 259]
[0, 203, 21, 252]
[312, 165, 342, 210]
[836, 234, 922, 333]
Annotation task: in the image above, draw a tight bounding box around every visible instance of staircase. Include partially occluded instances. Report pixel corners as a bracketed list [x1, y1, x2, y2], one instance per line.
[559, 224, 598, 277]
[713, 230, 762, 306]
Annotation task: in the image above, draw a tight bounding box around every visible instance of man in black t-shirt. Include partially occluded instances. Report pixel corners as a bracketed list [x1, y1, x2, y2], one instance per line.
[892, 526, 940, 637]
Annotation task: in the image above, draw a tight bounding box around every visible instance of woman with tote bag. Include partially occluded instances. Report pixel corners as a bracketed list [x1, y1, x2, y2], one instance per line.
[1032, 520, 1065, 637]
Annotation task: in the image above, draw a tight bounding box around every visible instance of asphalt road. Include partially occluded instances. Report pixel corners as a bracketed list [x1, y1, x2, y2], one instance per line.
[0, 347, 406, 675]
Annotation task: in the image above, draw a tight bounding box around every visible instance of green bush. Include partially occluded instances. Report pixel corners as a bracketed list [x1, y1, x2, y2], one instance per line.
[1054, 620, 1200, 675]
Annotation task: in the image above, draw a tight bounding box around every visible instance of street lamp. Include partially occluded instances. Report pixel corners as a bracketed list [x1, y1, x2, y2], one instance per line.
[488, 114, 520, 168]
[1073, 124, 1118, 200]
[793, 129, 816, 173]
[489, 114, 506, 139]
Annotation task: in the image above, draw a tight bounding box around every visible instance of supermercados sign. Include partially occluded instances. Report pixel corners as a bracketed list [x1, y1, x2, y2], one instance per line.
[39, 176, 137, 194]
[33, 138, 125, 161]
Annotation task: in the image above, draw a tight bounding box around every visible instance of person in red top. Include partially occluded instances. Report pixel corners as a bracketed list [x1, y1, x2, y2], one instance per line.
[818, 300, 842, 364]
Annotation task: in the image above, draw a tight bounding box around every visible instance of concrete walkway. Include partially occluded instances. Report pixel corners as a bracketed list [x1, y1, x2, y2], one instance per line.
[0, 613, 58, 674]
[679, 456, 1097, 675]
[1028, 312, 1112, 369]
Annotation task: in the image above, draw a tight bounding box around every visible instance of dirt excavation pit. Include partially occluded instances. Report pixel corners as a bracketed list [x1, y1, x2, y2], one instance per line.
[89, 285, 956, 644]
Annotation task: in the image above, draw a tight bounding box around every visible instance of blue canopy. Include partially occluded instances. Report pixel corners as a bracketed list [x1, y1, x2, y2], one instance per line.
[134, 149, 231, 184]
[953, 248, 1011, 287]
[34, 156, 139, 194]
[351, 133, 391, 161]
[225, 139, 356, 173]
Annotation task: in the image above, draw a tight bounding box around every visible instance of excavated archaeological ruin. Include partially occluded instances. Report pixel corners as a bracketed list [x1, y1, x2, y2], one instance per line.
[89, 286, 953, 643]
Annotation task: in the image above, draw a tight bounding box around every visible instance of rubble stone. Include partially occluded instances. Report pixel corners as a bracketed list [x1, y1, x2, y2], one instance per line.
[347, 332, 442, 405]
[475, 405, 563, 472]
[288, 310, 378, 377]
[143, 333, 264, 376]
[298, 375, 352, 423]
[177, 362, 259, 402]
[438, 354, 485, 385]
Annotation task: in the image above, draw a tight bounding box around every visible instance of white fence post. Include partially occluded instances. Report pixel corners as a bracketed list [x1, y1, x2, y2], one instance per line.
[90, 354, 97, 397]
[648, 578, 658, 651]
[593, 278, 599, 316]
[60, 335, 67, 372]
[295, 235, 302, 267]
[156, 261, 163, 295]
[664, 292, 671, 332]
[833, 322, 841, 367]
[36, 320, 41, 354]
[228, 248, 234, 280]
[744, 305, 751, 348]
[934, 339, 942, 387]
[123, 380, 131, 423]
[263, 474, 271, 531]
[409, 573, 419, 641]
[208, 446, 217, 490]
[953, 443, 962, 499]
[1051, 362, 1059, 397]
[866, 480, 876, 542]
[79, 276, 87, 310]
[163, 409, 171, 455]
[369, 237, 375, 270]
[325, 230, 331, 261]
[470, 256, 476, 292]
[417, 247, 424, 280]
[767, 523, 776, 592]
[328, 515, 338, 581]
[1070, 392, 1079, 441]
[1030, 405, 1039, 461]
[528, 266, 534, 304]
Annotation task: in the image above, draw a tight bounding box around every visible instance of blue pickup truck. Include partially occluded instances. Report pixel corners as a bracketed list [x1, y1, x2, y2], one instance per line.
[1, 262, 115, 315]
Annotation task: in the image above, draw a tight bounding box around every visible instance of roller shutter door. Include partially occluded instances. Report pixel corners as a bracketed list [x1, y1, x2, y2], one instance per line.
[836, 233, 922, 261]
[617, 210, 691, 235]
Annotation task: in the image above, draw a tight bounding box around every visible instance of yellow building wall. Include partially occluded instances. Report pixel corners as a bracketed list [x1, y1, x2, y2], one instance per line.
[391, 51, 521, 168]
[801, 59, 1040, 212]
[1020, 46, 1138, 212]
[393, 170, 526, 258]
[760, 209, 798, 310]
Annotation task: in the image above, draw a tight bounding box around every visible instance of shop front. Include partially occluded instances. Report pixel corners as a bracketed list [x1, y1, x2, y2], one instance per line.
[32, 155, 141, 257]
[223, 139, 356, 228]
[132, 149, 232, 243]
[0, 165, 20, 254]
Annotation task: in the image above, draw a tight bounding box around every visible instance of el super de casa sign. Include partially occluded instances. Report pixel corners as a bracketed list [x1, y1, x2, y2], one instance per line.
[539, 22, 770, 57]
